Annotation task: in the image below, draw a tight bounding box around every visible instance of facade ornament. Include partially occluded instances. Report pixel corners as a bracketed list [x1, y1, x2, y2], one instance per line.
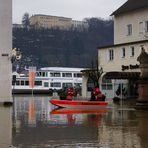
[136, 45, 148, 108]
[10, 48, 22, 63]
[137, 45, 148, 65]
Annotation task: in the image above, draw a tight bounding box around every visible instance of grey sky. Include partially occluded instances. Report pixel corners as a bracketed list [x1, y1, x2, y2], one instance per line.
[13, 0, 127, 23]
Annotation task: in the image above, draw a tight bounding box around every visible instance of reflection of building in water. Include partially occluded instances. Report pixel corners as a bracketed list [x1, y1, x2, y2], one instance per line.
[98, 109, 141, 148]
[28, 99, 36, 126]
[0, 107, 12, 148]
[12, 97, 100, 147]
[137, 111, 148, 147]
[98, 125, 141, 148]
[49, 114, 84, 125]
[13, 96, 51, 128]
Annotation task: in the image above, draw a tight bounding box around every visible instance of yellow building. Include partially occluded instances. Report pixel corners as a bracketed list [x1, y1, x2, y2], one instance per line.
[30, 14, 72, 30]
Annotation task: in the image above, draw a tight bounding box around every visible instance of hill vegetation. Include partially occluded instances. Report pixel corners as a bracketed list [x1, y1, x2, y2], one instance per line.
[13, 17, 113, 71]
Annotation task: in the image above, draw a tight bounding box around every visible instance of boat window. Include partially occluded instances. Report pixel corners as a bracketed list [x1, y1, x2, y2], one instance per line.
[50, 72, 61, 77]
[21, 81, 24, 85]
[42, 72, 47, 77]
[62, 73, 72, 77]
[74, 73, 82, 78]
[62, 83, 73, 89]
[44, 82, 49, 87]
[35, 81, 42, 86]
[50, 82, 61, 87]
[25, 81, 29, 85]
[37, 71, 47, 77]
[16, 81, 20, 85]
[74, 83, 82, 89]
[36, 72, 41, 77]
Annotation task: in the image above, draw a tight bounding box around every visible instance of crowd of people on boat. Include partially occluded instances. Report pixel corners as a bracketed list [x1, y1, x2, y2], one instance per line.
[59, 86, 105, 101]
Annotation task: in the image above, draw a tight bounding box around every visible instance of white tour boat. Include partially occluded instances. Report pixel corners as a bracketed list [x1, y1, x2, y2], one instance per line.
[12, 67, 84, 94]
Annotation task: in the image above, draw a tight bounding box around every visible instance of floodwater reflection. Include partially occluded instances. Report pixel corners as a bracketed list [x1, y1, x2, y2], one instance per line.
[0, 106, 12, 148]
[5, 96, 148, 147]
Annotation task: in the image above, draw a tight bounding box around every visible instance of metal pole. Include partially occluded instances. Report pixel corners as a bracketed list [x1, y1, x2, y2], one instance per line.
[120, 81, 123, 108]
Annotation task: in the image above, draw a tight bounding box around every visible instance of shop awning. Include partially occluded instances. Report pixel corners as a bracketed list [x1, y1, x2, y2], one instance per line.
[104, 71, 140, 79]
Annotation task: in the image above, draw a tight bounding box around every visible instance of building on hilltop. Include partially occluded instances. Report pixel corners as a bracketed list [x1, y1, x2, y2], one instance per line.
[30, 14, 72, 30]
[71, 20, 88, 31]
[29, 14, 88, 30]
[97, 0, 148, 99]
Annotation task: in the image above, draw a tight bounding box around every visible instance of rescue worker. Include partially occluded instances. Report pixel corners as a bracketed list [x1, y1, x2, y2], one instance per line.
[90, 86, 106, 101]
[66, 87, 76, 101]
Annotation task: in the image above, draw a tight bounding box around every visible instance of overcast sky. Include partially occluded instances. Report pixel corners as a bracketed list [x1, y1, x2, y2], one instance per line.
[13, 0, 127, 23]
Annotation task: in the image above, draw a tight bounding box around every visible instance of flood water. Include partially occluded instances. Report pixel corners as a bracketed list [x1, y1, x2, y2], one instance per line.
[0, 96, 148, 148]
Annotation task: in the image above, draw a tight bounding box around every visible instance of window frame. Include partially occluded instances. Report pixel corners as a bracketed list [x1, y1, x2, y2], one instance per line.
[130, 46, 135, 57]
[127, 24, 132, 36]
[145, 21, 148, 32]
[121, 47, 126, 58]
[139, 21, 143, 34]
[108, 49, 114, 61]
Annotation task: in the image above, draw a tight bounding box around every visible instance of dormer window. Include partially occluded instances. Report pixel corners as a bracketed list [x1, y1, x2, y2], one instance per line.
[127, 24, 132, 36]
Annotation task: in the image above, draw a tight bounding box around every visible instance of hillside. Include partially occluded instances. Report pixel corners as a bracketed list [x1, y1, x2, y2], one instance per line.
[13, 18, 113, 71]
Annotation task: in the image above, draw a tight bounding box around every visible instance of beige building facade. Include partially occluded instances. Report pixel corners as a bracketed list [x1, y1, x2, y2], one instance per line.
[114, 8, 148, 44]
[98, 0, 148, 99]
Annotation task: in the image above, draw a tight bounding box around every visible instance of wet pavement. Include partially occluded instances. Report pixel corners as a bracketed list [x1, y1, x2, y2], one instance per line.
[0, 96, 148, 148]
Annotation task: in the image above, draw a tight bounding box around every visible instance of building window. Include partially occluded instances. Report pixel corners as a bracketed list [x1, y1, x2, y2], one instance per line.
[121, 48, 125, 58]
[127, 24, 132, 36]
[108, 49, 114, 61]
[139, 22, 143, 34]
[101, 78, 112, 90]
[130, 46, 135, 57]
[145, 21, 148, 32]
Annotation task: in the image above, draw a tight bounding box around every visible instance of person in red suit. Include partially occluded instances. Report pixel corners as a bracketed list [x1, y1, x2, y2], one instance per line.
[90, 86, 106, 101]
[66, 87, 76, 101]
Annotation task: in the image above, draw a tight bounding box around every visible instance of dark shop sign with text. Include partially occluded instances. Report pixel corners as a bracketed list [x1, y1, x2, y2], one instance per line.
[122, 64, 139, 71]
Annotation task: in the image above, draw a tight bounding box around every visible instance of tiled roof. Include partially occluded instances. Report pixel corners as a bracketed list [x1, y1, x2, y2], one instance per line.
[111, 0, 148, 16]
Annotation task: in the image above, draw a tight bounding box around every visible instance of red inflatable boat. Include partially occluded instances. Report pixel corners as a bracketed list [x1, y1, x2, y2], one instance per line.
[49, 99, 108, 108]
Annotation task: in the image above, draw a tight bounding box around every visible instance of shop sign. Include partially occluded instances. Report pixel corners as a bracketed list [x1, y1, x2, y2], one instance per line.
[122, 64, 139, 71]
